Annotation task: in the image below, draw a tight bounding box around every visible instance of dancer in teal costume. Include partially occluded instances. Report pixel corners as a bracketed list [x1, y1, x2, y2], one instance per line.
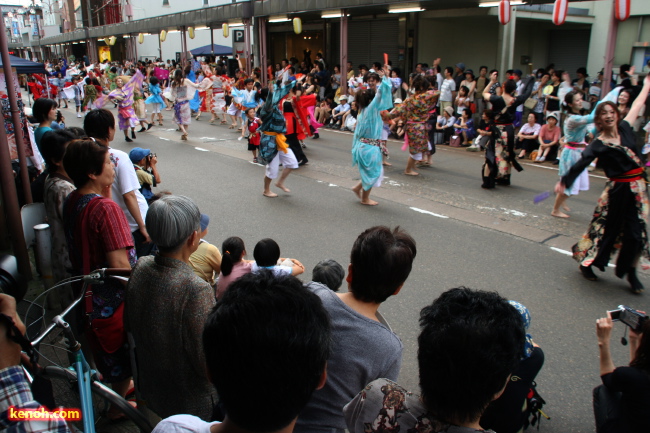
[351, 65, 393, 206]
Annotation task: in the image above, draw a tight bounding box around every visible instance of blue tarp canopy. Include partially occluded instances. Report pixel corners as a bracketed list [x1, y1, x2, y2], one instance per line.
[0, 55, 46, 74]
[189, 44, 232, 56]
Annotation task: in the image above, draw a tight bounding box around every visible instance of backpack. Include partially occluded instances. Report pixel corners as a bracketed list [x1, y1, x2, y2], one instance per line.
[524, 381, 550, 430]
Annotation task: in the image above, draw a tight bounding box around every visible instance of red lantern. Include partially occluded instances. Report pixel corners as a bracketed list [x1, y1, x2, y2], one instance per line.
[615, 0, 631, 21]
[498, 0, 510, 25]
[552, 0, 568, 26]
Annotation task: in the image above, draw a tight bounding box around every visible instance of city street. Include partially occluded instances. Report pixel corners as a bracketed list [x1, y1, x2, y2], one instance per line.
[61, 104, 650, 433]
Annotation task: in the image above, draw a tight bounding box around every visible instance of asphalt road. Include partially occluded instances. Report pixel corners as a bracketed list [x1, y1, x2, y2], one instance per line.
[61, 105, 650, 433]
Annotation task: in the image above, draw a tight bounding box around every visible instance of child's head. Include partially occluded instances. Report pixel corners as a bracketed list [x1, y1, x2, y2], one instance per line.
[221, 236, 246, 277]
[85, 77, 91, 85]
[459, 85, 469, 97]
[254, 238, 281, 267]
[149, 76, 159, 86]
[312, 259, 345, 292]
[245, 107, 256, 119]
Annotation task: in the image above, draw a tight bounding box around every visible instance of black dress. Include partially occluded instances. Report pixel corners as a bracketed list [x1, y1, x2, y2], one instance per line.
[562, 120, 650, 276]
[595, 366, 650, 432]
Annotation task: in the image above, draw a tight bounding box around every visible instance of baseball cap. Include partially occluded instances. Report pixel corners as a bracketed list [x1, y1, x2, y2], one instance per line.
[456, 62, 465, 70]
[200, 214, 210, 232]
[129, 147, 151, 163]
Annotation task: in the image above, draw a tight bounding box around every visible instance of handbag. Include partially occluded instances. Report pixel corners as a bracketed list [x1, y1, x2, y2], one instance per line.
[80, 196, 127, 354]
[524, 97, 537, 110]
[450, 135, 462, 147]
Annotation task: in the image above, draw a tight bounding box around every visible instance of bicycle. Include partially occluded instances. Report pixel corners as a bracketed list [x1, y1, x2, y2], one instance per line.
[17, 267, 154, 433]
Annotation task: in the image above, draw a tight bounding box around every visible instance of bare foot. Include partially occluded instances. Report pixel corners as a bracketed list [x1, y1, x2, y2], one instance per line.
[382, 162, 392, 166]
[404, 171, 420, 176]
[360, 199, 379, 206]
[352, 185, 362, 199]
[275, 183, 290, 193]
[263, 191, 278, 198]
[551, 210, 570, 218]
[562, 204, 571, 212]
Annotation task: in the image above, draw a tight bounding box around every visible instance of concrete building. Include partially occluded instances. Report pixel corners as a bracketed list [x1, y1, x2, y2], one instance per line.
[35, 0, 650, 83]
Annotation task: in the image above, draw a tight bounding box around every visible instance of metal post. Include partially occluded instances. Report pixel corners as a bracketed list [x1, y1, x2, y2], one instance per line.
[34, 224, 53, 289]
[182, 27, 188, 67]
[0, 95, 32, 279]
[258, 17, 267, 87]
[340, 10, 348, 95]
[601, 0, 618, 97]
[210, 25, 214, 59]
[0, 16, 33, 205]
[244, 18, 251, 75]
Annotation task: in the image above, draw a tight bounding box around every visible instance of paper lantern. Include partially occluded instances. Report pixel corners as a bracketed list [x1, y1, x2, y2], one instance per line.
[188, 26, 195, 39]
[104, 38, 110, 45]
[293, 17, 302, 34]
[498, 0, 510, 25]
[615, 0, 631, 21]
[109, 36, 117, 46]
[160, 29, 167, 42]
[138, 33, 144, 44]
[222, 23, 229, 38]
[552, 0, 568, 25]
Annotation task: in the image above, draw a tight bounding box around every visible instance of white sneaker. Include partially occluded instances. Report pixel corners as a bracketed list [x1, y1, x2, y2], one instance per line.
[77, 113, 81, 118]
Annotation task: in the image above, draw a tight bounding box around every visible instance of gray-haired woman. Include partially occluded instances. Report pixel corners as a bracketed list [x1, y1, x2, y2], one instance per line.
[125, 195, 217, 420]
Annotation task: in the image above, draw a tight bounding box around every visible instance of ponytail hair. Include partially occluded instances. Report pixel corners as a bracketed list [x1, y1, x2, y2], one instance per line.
[221, 236, 246, 276]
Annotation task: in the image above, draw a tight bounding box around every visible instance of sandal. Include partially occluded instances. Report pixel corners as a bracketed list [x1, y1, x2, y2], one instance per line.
[158, 121, 163, 126]
[220, 120, 228, 124]
[181, 134, 188, 140]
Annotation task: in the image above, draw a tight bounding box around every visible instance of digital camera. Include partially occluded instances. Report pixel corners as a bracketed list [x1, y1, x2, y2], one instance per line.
[608, 305, 648, 332]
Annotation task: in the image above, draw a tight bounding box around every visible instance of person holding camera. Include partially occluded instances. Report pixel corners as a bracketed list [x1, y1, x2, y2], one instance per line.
[129, 147, 161, 205]
[593, 312, 650, 432]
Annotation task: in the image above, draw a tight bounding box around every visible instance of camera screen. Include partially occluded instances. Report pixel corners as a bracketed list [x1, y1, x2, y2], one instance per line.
[608, 309, 622, 321]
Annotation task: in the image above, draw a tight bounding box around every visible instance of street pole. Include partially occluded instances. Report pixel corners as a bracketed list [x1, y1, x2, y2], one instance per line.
[0, 15, 33, 205]
[601, 0, 618, 97]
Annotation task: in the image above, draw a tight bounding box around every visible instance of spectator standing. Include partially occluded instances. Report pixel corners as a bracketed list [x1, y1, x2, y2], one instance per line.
[439, 67, 456, 113]
[126, 195, 217, 420]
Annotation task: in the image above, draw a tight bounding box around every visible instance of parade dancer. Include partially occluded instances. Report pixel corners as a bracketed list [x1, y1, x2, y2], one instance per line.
[105, 71, 144, 142]
[210, 74, 228, 124]
[258, 80, 298, 197]
[133, 83, 153, 133]
[242, 108, 262, 163]
[195, 65, 214, 121]
[171, 68, 200, 141]
[280, 78, 315, 166]
[555, 75, 650, 294]
[145, 76, 165, 126]
[351, 65, 393, 206]
[388, 75, 439, 176]
[481, 72, 534, 188]
[552, 87, 623, 218]
[82, 77, 98, 114]
[231, 79, 260, 132]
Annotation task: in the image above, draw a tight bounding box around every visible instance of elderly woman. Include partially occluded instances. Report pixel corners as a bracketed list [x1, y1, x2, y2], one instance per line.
[125, 195, 217, 420]
[62, 139, 134, 419]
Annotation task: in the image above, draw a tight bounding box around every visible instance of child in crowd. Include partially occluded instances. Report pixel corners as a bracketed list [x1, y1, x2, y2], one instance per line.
[241, 108, 262, 163]
[189, 214, 222, 288]
[251, 238, 305, 276]
[216, 236, 254, 300]
[311, 259, 345, 292]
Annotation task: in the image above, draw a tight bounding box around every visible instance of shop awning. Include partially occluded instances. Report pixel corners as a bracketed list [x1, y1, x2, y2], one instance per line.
[190, 44, 232, 56]
[0, 55, 46, 74]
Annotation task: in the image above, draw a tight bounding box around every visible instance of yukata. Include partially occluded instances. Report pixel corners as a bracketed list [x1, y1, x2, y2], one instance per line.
[257, 81, 295, 165]
[198, 76, 213, 113]
[352, 76, 393, 191]
[562, 120, 650, 278]
[188, 69, 201, 113]
[105, 71, 144, 131]
[211, 77, 227, 113]
[232, 87, 259, 119]
[483, 77, 533, 188]
[172, 79, 198, 126]
[389, 89, 439, 158]
[107, 71, 118, 90]
[145, 83, 165, 110]
[560, 87, 622, 196]
[82, 84, 97, 109]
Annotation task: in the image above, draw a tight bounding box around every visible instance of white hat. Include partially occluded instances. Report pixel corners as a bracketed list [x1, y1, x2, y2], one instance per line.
[394, 98, 403, 104]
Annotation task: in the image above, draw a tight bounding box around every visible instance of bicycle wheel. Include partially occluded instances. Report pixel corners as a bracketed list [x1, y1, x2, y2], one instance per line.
[43, 366, 154, 433]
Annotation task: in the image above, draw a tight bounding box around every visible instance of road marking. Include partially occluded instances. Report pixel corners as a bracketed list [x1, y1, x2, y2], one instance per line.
[550, 247, 616, 267]
[329, 183, 338, 187]
[386, 180, 402, 187]
[200, 137, 216, 140]
[159, 137, 171, 141]
[195, 147, 209, 152]
[502, 208, 527, 217]
[410, 207, 448, 219]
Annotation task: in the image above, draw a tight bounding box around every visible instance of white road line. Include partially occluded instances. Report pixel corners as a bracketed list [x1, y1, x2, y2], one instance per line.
[410, 207, 448, 219]
[159, 137, 171, 141]
[550, 246, 616, 267]
[199, 137, 216, 140]
[195, 147, 209, 152]
[329, 183, 338, 187]
[522, 163, 607, 179]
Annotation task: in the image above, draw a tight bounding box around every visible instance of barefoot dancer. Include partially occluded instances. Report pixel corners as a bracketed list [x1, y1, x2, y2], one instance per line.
[555, 74, 650, 293]
[106, 72, 144, 143]
[258, 80, 299, 197]
[171, 69, 200, 141]
[388, 75, 440, 176]
[351, 65, 394, 206]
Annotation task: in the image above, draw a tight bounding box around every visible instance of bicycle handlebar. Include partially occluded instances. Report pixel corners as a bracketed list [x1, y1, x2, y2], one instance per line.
[30, 268, 131, 346]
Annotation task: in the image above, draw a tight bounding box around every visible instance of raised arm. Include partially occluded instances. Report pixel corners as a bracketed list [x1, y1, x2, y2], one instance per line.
[625, 74, 650, 125]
